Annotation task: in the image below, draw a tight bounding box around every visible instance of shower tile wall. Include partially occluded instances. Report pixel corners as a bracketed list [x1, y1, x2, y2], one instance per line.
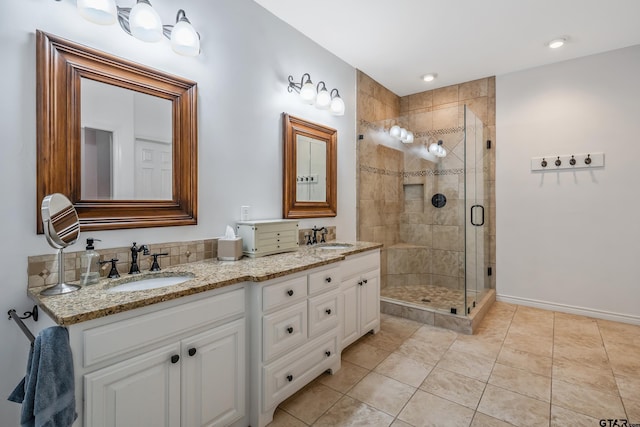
[357, 71, 496, 291]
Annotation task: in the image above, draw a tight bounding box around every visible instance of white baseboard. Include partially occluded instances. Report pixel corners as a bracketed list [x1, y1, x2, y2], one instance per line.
[496, 294, 640, 326]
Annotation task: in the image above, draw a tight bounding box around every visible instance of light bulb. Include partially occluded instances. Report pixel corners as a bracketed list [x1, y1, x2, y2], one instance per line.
[389, 125, 401, 138]
[429, 142, 439, 154]
[77, 0, 117, 25]
[399, 128, 408, 140]
[404, 131, 414, 144]
[315, 87, 331, 110]
[422, 73, 437, 82]
[330, 94, 345, 116]
[548, 38, 566, 49]
[299, 81, 317, 104]
[129, 0, 163, 43]
[171, 14, 200, 56]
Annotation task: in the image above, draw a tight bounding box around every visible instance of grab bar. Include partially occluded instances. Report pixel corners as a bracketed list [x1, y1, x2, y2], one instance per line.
[8, 306, 38, 344]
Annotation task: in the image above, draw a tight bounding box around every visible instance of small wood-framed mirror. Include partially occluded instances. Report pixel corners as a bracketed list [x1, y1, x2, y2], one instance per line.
[283, 114, 337, 218]
[36, 30, 197, 232]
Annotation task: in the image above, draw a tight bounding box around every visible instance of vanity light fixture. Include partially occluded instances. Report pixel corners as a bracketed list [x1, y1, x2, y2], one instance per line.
[389, 125, 414, 143]
[288, 74, 345, 116]
[547, 37, 566, 49]
[76, 0, 201, 56]
[422, 73, 437, 82]
[428, 140, 447, 158]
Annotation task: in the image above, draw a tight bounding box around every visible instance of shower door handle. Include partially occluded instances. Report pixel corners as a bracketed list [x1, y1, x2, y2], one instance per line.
[471, 205, 485, 226]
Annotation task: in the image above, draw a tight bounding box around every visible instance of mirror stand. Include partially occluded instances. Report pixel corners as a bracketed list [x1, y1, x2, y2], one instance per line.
[41, 247, 80, 296]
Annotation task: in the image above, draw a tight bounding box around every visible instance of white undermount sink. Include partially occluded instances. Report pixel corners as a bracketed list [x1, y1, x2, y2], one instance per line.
[316, 243, 353, 250]
[106, 274, 194, 293]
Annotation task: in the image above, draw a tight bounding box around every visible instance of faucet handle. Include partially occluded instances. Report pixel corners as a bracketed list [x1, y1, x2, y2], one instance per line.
[99, 258, 120, 278]
[150, 253, 169, 271]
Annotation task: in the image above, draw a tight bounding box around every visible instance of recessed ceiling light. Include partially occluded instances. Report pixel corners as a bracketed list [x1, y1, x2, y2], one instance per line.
[422, 73, 437, 82]
[547, 38, 566, 49]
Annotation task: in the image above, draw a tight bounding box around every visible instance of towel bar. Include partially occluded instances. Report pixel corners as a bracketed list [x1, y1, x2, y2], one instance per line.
[8, 306, 38, 344]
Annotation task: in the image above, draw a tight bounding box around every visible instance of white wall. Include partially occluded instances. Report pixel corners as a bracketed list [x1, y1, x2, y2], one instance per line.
[496, 45, 640, 324]
[0, 0, 355, 423]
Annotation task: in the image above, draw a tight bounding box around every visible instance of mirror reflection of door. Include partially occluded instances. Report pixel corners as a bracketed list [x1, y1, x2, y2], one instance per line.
[82, 128, 113, 199]
[135, 138, 172, 199]
[296, 135, 327, 202]
[80, 78, 172, 201]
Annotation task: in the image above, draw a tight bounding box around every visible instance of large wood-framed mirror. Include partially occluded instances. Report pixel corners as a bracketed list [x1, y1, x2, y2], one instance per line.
[283, 114, 337, 218]
[36, 30, 197, 232]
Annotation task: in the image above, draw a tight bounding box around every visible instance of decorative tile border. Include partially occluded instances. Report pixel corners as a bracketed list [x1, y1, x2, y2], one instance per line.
[360, 164, 465, 177]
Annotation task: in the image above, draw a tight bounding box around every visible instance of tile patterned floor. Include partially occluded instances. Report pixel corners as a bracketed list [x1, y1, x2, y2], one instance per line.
[380, 284, 479, 314]
[267, 302, 640, 427]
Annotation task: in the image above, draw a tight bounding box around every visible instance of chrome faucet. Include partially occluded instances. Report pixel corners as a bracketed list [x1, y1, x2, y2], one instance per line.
[129, 242, 149, 274]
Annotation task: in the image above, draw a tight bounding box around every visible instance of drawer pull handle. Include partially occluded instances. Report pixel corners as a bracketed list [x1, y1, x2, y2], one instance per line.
[287, 289, 294, 296]
[170, 354, 180, 364]
[325, 277, 332, 283]
[325, 350, 331, 357]
[325, 308, 332, 315]
[363, 279, 368, 284]
[286, 326, 294, 334]
[188, 348, 197, 357]
[286, 374, 293, 382]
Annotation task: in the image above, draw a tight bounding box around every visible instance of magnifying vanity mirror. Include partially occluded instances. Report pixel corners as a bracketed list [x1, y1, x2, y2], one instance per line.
[36, 30, 197, 232]
[40, 193, 81, 296]
[283, 114, 337, 218]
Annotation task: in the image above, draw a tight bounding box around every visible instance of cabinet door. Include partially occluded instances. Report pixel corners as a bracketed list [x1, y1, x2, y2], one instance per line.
[360, 272, 380, 335]
[340, 278, 359, 349]
[182, 318, 246, 427]
[85, 343, 181, 427]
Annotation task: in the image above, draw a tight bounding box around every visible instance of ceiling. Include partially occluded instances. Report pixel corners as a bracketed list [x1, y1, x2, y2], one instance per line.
[253, 0, 640, 96]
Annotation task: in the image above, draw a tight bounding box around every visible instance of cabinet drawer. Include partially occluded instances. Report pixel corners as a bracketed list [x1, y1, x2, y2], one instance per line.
[262, 275, 307, 312]
[256, 230, 297, 244]
[263, 333, 338, 411]
[263, 301, 307, 362]
[308, 266, 340, 295]
[341, 250, 380, 279]
[83, 288, 245, 367]
[308, 290, 339, 338]
[254, 241, 298, 256]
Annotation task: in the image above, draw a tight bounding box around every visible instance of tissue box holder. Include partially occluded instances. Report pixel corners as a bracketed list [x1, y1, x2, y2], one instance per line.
[218, 238, 243, 261]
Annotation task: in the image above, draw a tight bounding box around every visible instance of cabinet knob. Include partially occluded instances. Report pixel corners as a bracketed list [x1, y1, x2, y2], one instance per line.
[325, 350, 331, 357]
[188, 348, 197, 357]
[170, 354, 180, 364]
[286, 326, 294, 334]
[286, 374, 293, 382]
[287, 289, 294, 296]
[325, 308, 332, 315]
[325, 277, 332, 283]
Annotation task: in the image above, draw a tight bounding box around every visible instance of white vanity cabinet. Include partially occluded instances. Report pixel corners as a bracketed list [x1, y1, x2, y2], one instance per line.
[69, 286, 247, 427]
[249, 265, 342, 427]
[339, 250, 381, 349]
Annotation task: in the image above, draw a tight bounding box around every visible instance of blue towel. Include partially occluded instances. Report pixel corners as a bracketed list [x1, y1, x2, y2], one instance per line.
[8, 327, 77, 427]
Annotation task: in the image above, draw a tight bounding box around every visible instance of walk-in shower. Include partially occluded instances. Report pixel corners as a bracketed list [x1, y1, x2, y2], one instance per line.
[357, 81, 493, 332]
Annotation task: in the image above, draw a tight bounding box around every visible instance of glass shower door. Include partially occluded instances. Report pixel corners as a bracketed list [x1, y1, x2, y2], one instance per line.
[464, 106, 486, 314]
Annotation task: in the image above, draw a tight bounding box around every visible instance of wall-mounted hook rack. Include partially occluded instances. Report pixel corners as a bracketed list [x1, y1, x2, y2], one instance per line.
[531, 152, 604, 171]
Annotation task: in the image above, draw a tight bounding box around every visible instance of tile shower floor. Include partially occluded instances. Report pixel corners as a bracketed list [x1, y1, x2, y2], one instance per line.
[267, 302, 640, 427]
[380, 284, 477, 314]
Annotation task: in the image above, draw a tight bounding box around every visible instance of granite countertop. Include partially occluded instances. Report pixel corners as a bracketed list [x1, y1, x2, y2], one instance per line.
[28, 241, 381, 326]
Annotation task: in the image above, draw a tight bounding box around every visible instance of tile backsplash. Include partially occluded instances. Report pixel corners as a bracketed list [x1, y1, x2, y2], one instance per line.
[28, 239, 217, 288]
[28, 227, 340, 288]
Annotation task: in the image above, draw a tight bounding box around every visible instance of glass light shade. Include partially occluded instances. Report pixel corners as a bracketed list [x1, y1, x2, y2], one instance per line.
[129, 1, 163, 42]
[389, 125, 401, 138]
[299, 81, 317, 104]
[315, 88, 331, 109]
[171, 20, 200, 56]
[330, 95, 345, 116]
[77, 0, 117, 25]
[399, 128, 408, 140]
[429, 142, 439, 154]
[404, 131, 414, 144]
[440, 147, 447, 157]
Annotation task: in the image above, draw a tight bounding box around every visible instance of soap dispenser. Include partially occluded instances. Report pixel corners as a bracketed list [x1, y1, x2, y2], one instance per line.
[80, 238, 101, 285]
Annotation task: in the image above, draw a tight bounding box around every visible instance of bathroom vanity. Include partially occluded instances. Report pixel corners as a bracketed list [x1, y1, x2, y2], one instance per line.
[29, 242, 381, 427]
